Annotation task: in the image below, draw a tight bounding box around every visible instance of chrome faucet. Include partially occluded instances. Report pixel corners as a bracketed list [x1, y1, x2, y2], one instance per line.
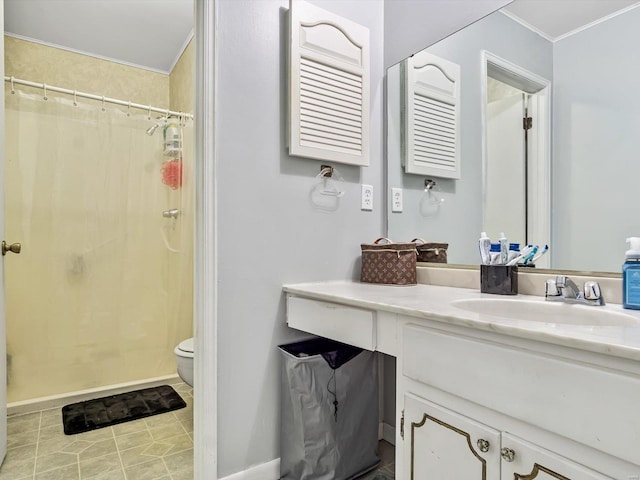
[545, 275, 605, 306]
[555, 276, 580, 299]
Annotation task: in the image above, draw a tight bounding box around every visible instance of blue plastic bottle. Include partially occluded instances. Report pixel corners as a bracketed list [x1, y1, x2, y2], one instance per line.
[623, 237, 640, 310]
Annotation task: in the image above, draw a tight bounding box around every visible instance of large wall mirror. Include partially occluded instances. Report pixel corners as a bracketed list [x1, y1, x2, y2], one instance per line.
[387, 0, 640, 274]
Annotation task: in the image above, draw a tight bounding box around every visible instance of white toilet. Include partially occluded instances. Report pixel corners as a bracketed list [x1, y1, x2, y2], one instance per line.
[174, 337, 194, 387]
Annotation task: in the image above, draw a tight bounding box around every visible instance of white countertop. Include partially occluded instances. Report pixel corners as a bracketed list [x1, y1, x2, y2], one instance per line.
[283, 281, 640, 362]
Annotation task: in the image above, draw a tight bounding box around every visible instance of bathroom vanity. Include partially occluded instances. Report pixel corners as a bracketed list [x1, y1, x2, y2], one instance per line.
[283, 281, 640, 480]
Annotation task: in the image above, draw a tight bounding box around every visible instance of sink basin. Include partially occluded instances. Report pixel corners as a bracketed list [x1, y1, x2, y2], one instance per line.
[451, 298, 639, 326]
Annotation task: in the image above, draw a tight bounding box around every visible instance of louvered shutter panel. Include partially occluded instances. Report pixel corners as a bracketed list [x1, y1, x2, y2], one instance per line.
[289, 0, 370, 166]
[403, 51, 461, 178]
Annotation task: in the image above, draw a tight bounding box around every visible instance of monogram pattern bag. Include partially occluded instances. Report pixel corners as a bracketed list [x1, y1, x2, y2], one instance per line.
[360, 238, 417, 286]
[411, 238, 449, 263]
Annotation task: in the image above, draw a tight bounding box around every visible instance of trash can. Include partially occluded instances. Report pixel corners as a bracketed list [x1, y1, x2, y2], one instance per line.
[279, 337, 380, 480]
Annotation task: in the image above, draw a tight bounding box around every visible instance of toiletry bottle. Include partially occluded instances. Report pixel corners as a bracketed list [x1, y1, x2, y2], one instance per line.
[498, 232, 508, 264]
[508, 243, 520, 262]
[623, 237, 640, 310]
[478, 232, 491, 265]
[489, 243, 501, 265]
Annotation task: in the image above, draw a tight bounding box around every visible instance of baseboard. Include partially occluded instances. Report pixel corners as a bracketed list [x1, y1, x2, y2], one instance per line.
[383, 422, 396, 446]
[7, 374, 181, 416]
[218, 426, 393, 480]
[219, 458, 280, 480]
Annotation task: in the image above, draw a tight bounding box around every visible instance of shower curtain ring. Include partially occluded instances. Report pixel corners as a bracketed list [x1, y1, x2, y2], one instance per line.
[43, 83, 48, 101]
[147, 106, 152, 120]
[164, 109, 170, 123]
[73, 90, 78, 106]
[101, 96, 106, 112]
[127, 101, 132, 116]
[10, 76, 15, 94]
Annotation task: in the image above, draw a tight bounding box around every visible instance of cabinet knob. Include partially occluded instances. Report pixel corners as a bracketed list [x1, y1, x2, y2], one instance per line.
[476, 438, 490, 452]
[500, 447, 516, 462]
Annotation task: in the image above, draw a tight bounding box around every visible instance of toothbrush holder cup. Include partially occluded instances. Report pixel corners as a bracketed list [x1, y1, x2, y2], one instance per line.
[480, 265, 518, 295]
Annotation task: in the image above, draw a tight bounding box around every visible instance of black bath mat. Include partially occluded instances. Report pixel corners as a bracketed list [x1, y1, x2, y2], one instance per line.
[62, 385, 186, 435]
[370, 474, 394, 480]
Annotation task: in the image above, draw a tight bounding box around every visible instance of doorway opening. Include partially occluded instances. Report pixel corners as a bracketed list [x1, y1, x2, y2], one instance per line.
[481, 52, 551, 267]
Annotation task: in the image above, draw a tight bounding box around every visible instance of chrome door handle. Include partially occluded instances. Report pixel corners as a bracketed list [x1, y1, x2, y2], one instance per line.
[2, 241, 21, 256]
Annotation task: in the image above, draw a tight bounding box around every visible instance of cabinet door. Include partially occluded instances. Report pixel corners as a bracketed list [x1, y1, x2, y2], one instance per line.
[404, 394, 501, 480]
[500, 433, 614, 480]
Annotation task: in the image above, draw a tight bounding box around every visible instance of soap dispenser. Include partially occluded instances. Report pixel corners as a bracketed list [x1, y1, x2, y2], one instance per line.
[623, 237, 640, 310]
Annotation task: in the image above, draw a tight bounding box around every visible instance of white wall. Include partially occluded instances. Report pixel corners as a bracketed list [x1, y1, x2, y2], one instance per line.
[383, 0, 511, 68]
[387, 12, 553, 264]
[215, 0, 384, 476]
[214, 1, 545, 476]
[552, 6, 640, 272]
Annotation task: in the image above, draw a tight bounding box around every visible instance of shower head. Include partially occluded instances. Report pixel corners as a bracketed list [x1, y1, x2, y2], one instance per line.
[146, 123, 160, 136]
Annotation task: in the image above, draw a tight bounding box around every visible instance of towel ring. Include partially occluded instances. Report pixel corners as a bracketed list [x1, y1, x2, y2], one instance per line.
[316, 165, 345, 197]
[423, 179, 444, 206]
[310, 164, 345, 212]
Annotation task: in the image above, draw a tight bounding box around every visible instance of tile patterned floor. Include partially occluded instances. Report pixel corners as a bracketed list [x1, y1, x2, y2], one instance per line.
[360, 440, 395, 479]
[0, 381, 392, 480]
[0, 381, 193, 480]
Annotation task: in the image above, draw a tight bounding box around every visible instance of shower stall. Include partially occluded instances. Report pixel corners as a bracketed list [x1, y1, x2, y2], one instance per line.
[3, 81, 193, 404]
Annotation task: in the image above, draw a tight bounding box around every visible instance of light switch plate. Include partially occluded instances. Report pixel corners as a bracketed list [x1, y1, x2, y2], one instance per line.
[391, 188, 403, 212]
[361, 184, 373, 211]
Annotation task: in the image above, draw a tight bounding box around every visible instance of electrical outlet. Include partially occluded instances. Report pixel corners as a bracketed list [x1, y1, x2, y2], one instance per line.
[361, 184, 373, 211]
[392, 188, 403, 212]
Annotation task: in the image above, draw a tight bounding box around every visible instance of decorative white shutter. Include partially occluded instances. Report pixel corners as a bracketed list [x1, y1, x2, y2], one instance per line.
[289, 0, 370, 166]
[403, 51, 461, 178]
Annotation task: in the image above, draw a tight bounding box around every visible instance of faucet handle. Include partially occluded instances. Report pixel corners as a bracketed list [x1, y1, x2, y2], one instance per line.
[545, 279, 560, 297]
[584, 281, 602, 300]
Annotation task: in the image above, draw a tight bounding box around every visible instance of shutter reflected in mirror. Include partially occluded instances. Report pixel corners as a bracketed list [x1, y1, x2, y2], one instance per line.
[403, 51, 461, 178]
[289, 0, 370, 166]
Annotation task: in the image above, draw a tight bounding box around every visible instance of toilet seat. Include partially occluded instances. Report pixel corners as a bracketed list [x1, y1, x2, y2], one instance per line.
[175, 337, 194, 358]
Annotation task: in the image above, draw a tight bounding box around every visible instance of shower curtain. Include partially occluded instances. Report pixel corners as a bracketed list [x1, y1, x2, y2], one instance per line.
[4, 90, 193, 403]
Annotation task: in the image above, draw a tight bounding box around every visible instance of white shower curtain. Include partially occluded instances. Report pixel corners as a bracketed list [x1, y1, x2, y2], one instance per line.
[4, 90, 193, 402]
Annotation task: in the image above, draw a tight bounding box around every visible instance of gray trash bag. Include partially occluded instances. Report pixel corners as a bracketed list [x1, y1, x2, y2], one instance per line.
[279, 338, 380, 480]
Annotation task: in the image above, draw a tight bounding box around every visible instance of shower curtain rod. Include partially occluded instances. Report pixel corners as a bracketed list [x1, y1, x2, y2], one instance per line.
[4, 76, 193, 119]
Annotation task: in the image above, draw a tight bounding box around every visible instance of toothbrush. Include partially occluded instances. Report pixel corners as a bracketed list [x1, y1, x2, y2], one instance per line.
[522, 245, 539, 265]
[506, 245, 535, 266]
[530, 244, 549, 263]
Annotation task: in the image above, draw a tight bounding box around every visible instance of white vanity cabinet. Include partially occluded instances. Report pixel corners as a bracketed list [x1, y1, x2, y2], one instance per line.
[286, 296, 376, 350]
[399, 321, 639, 479]
[403, 394, 501, 479]
[283, 284, 640, 480]
[500, 434, 613, 480]
[403, 394, 612, 480]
